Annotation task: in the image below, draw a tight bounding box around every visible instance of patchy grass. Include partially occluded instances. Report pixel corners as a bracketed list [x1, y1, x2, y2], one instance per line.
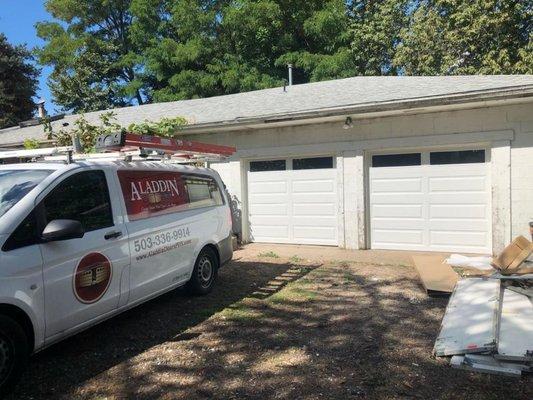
[289, 255, 304, 263]
[330, 259, 352, 268]
[258, 251, 280, 258]
[219, 301, 264, 323]
[268, 283, 318, 305]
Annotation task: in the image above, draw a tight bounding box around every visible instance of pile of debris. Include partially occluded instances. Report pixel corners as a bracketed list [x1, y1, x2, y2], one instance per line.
[412, 236, 533, 377]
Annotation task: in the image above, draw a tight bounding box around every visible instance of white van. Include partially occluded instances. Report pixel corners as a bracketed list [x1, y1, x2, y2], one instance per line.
[0, 160, 233, 394]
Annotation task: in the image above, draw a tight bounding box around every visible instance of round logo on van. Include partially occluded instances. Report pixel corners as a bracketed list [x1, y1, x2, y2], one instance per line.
[73, 253, 112, 304]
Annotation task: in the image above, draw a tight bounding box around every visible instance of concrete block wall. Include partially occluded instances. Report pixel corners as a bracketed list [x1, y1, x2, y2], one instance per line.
[199, 100, 533, 251]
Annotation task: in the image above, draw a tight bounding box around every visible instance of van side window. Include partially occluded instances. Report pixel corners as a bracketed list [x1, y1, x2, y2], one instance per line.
[2, 212, 39, 251]
[43, 170, 113, 232]
[185, 175, 224, 210]
[117, 170, 224, 221]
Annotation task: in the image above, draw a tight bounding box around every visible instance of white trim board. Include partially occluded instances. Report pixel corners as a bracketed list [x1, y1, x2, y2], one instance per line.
[235, 130, 514, 159]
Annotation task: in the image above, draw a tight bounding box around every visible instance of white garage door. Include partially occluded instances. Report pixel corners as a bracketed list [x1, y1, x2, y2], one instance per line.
[247, 156, 338, 245]
[369, 149, 491, 253]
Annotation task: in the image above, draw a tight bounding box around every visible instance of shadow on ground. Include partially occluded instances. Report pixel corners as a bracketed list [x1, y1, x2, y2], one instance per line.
[8, 260, 317, 399]
[8, 257, 532, 400]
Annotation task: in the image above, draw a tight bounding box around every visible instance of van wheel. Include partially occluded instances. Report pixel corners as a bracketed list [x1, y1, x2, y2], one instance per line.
[187, 247, 219, 295]
[0, 315, 29, 396]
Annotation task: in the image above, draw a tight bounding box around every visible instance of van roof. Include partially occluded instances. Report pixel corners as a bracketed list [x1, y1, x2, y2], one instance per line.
[0, 160, 216, 174]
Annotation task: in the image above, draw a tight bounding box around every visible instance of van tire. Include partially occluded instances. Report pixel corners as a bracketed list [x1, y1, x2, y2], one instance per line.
[187, 247, 219, 295]
[0, 315, 29, 396]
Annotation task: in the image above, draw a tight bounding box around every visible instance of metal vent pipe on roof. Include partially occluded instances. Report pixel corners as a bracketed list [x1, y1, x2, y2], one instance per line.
[37, 98, 47, 118]
[288, 64, 293, 86]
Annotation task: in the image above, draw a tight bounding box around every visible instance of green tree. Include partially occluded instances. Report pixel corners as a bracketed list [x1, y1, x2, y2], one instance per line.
[36, 0, 147, 113]
[135, 1, 363, 99]
[395, 0, 533, 75]
[348, 0, 410, 75]
[132, 0, 225, 101]
[0, 34, 39, 129]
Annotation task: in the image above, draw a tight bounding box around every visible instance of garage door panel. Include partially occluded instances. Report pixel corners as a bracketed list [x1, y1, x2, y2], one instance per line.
[248, 181, 287, 194]
[430, 231, 487, 247]
[293, 203, 336, 216]
[249, 193, 289, 204]
[428, 192, 487, 205]
[249, 203, 288, 216]
[292, 216, 337, 227]
[429, 176, 486, 192]
[250, 225, 289, 240]
[369, 166, 423, 176]
[371, 178, 422, 193]
[372, 204, 423, 218]
[370, 193, 425, 204]
[293, 226, 337, 241]
[426, 164, 487, 176]
[292, 193, 336, 203]
[292, 179, 335, 193]
[372, 229, 424, 245]
[430, 204, 487, 219]
[429, 218, 488, 232]
[251, 215, 290, 224]
[371, 218, 425, 230]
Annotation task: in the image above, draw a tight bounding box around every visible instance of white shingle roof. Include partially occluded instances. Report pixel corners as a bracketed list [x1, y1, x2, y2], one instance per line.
[1, 75, 532, 146]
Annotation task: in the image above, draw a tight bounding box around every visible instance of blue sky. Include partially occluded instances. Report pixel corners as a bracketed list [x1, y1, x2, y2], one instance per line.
[0, 1, 57, 113]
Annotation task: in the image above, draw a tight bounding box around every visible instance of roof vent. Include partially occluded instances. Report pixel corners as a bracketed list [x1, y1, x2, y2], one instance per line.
[36, 98, 47, 118]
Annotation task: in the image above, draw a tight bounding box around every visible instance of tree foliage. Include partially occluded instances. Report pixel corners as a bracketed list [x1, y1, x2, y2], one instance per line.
[48, 112, 187, 150]
[36, 0, 146, 113]
[0, 34, 39, 129]
[395, 0, 533, 75]
[37, 0, 533, 113]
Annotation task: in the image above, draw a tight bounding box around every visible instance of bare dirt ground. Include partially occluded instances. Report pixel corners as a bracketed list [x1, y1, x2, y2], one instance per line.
[8, 244, 532, 400]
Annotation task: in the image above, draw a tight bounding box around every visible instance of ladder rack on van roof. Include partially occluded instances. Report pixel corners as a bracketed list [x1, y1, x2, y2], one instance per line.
[0, 132, 236, 164]
[95, 132, 236, 159]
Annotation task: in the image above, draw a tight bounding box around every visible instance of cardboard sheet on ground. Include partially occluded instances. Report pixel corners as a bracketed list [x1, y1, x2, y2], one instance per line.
[411, 255, 458, 295]
[433, 278, 500, 356]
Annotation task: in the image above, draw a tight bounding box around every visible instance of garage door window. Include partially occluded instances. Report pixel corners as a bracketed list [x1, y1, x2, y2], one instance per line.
[293, 156, 333, 170]
[372, 153, 421, 167]
[250, 160, 286, 172]
[430, 150, 485, 165]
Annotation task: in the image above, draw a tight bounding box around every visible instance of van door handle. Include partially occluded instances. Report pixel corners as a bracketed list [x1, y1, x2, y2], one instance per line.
[104, 231, 123, 240]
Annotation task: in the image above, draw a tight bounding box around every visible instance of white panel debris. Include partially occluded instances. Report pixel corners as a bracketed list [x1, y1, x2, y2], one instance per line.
[450, 354, 527, 377]
[445, 254, 494, 270]
[434, 278, 500, 356]
[496, 287, 533, 361]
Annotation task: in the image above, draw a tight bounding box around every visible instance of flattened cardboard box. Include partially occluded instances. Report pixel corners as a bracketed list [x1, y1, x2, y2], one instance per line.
[411, 255, 458, 295]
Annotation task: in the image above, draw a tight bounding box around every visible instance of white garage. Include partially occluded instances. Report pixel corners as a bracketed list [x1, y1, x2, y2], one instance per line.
[6, 76, 531, 255]
[247, 156, 339, 245]
[369, 148, 492, 253]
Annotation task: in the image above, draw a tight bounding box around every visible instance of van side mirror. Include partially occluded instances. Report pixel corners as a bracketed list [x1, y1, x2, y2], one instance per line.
[42, 219, 85, 242]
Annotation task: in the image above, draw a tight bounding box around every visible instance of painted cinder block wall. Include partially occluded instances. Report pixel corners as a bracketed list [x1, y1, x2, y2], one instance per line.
[190, 101, 533, 254]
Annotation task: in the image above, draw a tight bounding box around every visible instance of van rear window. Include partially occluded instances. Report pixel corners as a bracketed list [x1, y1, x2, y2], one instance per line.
[117, 170, 223, 221]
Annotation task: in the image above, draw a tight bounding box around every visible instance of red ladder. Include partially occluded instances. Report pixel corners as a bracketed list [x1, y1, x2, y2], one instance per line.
[95, 132, 235, 158]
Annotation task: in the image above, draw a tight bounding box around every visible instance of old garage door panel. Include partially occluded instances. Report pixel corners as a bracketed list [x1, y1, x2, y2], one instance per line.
[248, 163, 338, 245]
[370, 151, 491, 253]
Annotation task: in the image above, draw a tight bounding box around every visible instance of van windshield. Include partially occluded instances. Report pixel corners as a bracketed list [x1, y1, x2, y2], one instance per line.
[0, 169, 52, 218]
